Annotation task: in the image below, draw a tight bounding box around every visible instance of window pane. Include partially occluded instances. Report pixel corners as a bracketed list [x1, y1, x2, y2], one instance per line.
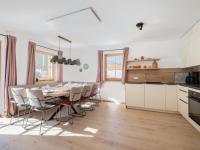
[105, 53, 123, 80]
[35, 51, 55, 81]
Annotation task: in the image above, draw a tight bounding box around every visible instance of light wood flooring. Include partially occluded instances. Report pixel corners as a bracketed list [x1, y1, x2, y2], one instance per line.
[0, 102, 200, 150]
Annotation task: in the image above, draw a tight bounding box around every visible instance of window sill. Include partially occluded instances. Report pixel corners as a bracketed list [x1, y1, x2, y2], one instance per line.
[35, 80, 56, 85]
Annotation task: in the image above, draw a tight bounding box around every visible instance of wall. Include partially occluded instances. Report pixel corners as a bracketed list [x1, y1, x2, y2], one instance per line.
[0, 21, 197, 109]
[0, 27, 61, 114]
[182, 21, 200, 67]
[63, 39, 184, 103]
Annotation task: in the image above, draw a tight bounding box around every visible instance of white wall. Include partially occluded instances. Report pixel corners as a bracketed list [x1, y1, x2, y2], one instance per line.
[0, 27, 59, 114]
[182, 21, 200, 67]
[1, 21, 198, 108]
[63, 39, 184, 103]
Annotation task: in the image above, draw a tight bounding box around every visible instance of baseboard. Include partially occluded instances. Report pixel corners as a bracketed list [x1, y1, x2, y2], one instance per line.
[92, 98, 125, 104]
[126, 106, 179, 114]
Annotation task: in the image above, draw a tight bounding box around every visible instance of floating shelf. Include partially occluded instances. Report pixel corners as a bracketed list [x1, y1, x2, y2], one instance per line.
[127, 58, 160, 62]
[127, 68, 160, 71]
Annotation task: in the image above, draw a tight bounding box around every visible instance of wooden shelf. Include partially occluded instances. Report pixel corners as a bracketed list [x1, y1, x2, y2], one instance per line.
[127, 58, 160, 63]
[127, 68, 159, 71]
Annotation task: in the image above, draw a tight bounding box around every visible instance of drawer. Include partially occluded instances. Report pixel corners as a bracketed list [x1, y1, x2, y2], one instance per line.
[178, 99, 188, 119]
[177, 94, 188, 104]
[177, 85, 188, 93]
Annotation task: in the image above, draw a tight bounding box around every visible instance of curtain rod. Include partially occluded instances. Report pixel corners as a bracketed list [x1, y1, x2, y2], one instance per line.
[0, 33, 7, 37]
[37, 44, 58, 52]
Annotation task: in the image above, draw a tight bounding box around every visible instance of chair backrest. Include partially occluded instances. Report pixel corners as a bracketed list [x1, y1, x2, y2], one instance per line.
[11, 88, 26, 105]
[91, 83, 99, 96]
[70, 86, 83, 102]
[81, 85, 93, 98]
[26, 89, 43, 108]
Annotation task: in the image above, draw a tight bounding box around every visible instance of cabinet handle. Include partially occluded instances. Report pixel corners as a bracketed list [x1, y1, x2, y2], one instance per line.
[179, 98, 188, 104]
[179, 89, 187, 93]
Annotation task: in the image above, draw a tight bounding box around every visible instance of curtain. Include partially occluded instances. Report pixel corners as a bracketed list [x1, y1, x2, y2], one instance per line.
[58, 50, 63, 82]
[96, 50, 104, 85]
[4, 35, 17, 117]
[26, 41, 36, 85]
[122, 47, 129, 84]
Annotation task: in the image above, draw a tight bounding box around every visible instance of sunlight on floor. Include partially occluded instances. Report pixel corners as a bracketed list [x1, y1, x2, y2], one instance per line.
[107, 97, 120, 105]
[84, 127, 98, 134]
[0, 117, 94, 138]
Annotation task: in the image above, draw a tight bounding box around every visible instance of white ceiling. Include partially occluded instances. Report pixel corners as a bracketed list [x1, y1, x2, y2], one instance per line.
[0, 0, 200, 48]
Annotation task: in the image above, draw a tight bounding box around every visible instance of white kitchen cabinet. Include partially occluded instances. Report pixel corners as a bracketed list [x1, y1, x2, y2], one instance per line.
[125, 84, 145, 107]
[177, 85, 189, 119]
[165, 85, 178, 111]
[145, 84, 165, 110]
[178, 99, 188, 119]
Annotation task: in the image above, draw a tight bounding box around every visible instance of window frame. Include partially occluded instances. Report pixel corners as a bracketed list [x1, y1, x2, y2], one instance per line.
[104, 53, 123, 81]
[35, 49, 56, 82]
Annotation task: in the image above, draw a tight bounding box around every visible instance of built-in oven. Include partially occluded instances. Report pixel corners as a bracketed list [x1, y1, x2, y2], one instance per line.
[189, 90, 200, 125]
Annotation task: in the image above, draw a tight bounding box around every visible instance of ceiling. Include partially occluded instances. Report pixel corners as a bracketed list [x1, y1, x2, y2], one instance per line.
[0, 0, 200, 48]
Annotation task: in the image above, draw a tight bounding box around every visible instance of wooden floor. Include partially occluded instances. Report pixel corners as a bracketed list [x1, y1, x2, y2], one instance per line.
[0, 102, 200, 150]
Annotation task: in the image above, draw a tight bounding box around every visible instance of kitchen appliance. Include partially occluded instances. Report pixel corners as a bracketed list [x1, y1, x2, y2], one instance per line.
[189, 90, 200, 125]
[185, 72, 199, 85]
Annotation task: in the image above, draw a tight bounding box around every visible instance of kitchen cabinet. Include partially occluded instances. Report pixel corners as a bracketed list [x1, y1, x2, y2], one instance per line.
[145, 84, 165, 110]
[125, 84, 178, 112]
[165, 85, 178, 111]
[177, 85, 188, 119]
[125, 84, 145, 107]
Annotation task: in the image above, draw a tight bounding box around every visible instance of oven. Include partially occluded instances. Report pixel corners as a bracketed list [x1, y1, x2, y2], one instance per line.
[189, 90, 200, 125]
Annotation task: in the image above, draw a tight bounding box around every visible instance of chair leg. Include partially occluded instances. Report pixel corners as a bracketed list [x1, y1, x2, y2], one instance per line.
[22, 106, 28, 128]
[25, 107, 32, 129]
[68, 106, 73, 125]
[10, 115, 14, 125]
[40, 111, 44, 135]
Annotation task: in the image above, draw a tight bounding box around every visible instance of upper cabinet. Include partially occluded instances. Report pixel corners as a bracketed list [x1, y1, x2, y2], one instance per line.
[182, 22, 200, 67]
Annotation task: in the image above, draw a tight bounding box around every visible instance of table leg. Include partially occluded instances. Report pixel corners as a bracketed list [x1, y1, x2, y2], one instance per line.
[48, 105, 64, 121]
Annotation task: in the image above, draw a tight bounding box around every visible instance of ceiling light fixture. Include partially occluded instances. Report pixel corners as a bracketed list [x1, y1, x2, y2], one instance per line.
[50, 36, 81, 66]
[47, 7, 102, 23]
[136, 22, 144, 30]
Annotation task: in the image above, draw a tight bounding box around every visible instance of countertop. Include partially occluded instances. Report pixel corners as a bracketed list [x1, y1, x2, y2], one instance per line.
[126, 82, 200, 90]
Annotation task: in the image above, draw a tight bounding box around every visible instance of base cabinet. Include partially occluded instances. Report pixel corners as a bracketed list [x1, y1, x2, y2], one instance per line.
[145, 84, 165, 110]
[178, 100, 188, 119]
[166, 85, 178, 111]
[125, 84, 145, 107]
[125, 84, 177, 112]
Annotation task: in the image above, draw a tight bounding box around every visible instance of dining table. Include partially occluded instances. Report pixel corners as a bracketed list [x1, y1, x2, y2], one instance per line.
[42, 84, 83, 121]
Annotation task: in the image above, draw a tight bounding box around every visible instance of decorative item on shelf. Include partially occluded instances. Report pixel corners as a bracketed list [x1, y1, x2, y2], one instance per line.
[79, 68, 83, 72]
[152, 60, 158, 69]
[50, 36, 81, 66]
[133, 65, 141, 69]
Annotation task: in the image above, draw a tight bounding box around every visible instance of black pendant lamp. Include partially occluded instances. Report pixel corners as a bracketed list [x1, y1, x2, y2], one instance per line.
[50, 35, 81, 66]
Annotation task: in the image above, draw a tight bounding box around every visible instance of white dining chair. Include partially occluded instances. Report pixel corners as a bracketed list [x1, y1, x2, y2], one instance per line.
[25, 89, 58, 134]
[10, 88, 30, 127]
[80, 84, 95, 111]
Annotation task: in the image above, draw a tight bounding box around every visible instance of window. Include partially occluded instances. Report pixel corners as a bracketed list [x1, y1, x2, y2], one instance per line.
[104, 53, 123, 81]
[35, 50, 56, 82]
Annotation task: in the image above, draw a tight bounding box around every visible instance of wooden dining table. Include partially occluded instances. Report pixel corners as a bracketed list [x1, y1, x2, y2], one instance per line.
[42, 85, 82, 120]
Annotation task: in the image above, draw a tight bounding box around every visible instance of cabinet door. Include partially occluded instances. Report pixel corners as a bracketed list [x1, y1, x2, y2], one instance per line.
[145, 84, 165, 110]
[165, 85, 178, 111]
[178, 99, 188, 119]
[125, 84, 145, 107]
